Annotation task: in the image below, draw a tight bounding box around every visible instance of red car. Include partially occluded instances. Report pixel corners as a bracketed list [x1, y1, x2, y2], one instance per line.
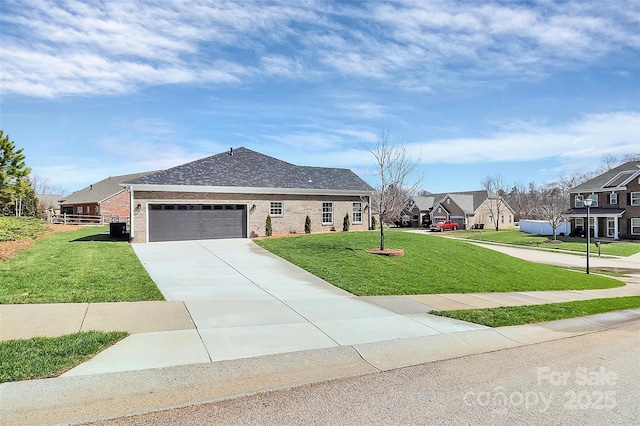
[430, 220, 459, 232]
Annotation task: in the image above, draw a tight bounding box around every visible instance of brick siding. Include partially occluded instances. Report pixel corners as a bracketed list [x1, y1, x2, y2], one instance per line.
[132, 191, 370, 243]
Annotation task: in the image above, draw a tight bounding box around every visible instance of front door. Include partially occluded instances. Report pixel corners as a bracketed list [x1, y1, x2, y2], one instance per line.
[607, 218, 615, 238]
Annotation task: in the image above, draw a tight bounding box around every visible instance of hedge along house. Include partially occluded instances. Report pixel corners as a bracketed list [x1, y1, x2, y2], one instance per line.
[122, 147, 374, 243]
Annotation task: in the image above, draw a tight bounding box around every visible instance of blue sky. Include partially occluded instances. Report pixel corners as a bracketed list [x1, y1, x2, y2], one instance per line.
[1, 0, 639, 195]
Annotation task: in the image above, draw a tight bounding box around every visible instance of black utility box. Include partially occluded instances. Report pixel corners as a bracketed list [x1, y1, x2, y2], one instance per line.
[109, 222, 127, 239]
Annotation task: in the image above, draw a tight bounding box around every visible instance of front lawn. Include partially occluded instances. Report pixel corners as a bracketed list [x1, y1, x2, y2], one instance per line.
[451, 229, 640, 257]
[0, 331, 127, 383]
[0, 226, 164, 304]
[434, 296, 640, 327]
[254, 231, 622, 295]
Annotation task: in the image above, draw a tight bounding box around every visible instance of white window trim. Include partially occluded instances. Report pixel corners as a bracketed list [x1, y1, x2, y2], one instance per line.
[77, 206, 83, 214]
[575, 195, 584, 208]
[322, 202, 334, 225]
[575, 218, 584, 228]
[609, 193, 618, 205]
[631, 218, 640, 235]
[587, 194, 598, 207]
[352, 202, 363, 224]
[631, 192, 640, 207]
[269, 201, 284, 217]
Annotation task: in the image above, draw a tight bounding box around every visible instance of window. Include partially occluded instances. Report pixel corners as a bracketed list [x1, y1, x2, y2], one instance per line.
[610, 193, 618, 205]
[488, 215, 493, 222]
[574, 195, 584, 208]
[352, 202, 362, 224]
[269, 201, 283, 217]
[587, 194, 598, 207]
[632, 218, 640, 235]
[447, 199, 450, 204]
[575, 218, 584, 229]
[632, 192, 640, 206]
[77, 206, 83, 214]
[322, 202, 333, 225]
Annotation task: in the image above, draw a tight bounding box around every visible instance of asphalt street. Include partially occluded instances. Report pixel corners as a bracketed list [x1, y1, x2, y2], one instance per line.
[85, 322, 640, 426]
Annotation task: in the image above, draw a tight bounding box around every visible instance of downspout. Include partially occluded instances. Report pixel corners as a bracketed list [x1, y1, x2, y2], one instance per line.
[129, 186, 135, 242]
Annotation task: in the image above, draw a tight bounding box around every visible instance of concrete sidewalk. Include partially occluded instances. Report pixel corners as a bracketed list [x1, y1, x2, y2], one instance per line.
[2, 310, 640, 426]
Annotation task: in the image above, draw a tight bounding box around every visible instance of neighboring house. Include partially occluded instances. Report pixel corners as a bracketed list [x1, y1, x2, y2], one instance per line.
[36, 194, 62, 217]
[405, 190, 516, 230]
[59, 172, 154, 219]
[122, 147, 373, 243]
[565, 161, 640, 240]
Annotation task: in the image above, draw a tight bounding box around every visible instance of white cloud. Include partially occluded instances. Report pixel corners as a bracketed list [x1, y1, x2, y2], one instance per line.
[2, 0, 638, 97]
[407, 112, 640, 165]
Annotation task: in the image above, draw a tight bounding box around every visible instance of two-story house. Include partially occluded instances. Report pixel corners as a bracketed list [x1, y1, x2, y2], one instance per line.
[566, 161, 640, 240]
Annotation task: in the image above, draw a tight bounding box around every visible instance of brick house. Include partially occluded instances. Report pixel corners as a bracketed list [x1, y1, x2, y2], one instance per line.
[122, 147, 373, 243]
[404, 190, 516, 230]
[565, 161, 640, 240]
[59, 172, 154, 220]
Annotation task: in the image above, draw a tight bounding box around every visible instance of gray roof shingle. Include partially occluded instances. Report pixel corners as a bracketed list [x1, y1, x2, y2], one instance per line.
[571, 161, 640, 192]
[124, 147, 373, 192]
[60, 171, 156, 205]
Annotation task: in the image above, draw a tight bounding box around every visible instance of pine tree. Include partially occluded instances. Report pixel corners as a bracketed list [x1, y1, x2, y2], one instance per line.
[0, 131, 33, 216]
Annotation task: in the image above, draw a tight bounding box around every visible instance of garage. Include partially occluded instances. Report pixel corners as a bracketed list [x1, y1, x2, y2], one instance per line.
[148, 204, 247, 242]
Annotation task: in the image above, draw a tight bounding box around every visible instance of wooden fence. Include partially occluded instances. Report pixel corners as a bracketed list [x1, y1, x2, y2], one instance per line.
[48, 213, 130, 225]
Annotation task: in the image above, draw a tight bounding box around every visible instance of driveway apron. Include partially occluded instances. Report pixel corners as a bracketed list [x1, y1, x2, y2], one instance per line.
[118, 240, 485, 367]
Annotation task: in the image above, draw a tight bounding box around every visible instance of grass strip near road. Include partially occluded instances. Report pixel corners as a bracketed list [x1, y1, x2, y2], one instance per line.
[450, 229, 640, 257]
[434, 296, 640, 327]
[254, 231, 622, 296]
[0, 226, 164, 304]
[0, 331, 127, 383]
[0, 217, 49, 241]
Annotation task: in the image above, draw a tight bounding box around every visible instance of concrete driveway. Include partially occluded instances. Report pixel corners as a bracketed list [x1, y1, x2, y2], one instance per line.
[132, 239, 486, 351]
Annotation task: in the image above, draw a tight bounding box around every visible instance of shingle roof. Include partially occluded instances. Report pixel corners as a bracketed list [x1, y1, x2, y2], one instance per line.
[429, 190, 489, 213]
[60, 171, 155, 205]
[571, 161, 640, 192]
[124, 147, 373, 192]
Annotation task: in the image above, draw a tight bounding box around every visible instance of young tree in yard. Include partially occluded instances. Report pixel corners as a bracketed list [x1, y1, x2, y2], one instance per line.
[481, 174, 509, 231]
[369, 127, 422, 250]
[538, 186, 567, 241]
[0, 131, 33, 216]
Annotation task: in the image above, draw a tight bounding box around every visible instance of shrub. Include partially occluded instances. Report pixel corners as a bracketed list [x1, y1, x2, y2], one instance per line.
[343, 213, 350, 232]
[371, 216, 377, 230]
[265, 215, 272, 237]
[305, 215, 311, 234]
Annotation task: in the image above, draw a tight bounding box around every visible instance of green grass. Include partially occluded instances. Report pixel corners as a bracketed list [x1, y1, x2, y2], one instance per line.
[0, 226, 164, 303]
[0, 216, 49, 241]
[254, 231, 622, 295]
[434, 296, 640, 327]
[0, 331, 127, 383]
[451, 229, 640, 257]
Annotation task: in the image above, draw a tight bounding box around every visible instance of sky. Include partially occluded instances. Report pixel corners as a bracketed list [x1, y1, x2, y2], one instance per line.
[1, 0, 639, 195]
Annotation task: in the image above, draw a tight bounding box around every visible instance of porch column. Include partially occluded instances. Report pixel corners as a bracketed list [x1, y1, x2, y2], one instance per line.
[592, 216, 599, 238]
[614, 217, 619, 240]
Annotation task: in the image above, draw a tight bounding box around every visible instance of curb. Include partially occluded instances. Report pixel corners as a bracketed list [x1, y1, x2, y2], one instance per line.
[2, 310, 639, 426]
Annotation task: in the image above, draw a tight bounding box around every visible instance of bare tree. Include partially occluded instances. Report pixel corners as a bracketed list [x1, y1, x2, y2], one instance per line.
[538, 186, 567, 241]
[481, 174, 509, 231]
[621, 153, 640, 162]
[30, 173, 67, 196]
[369, 127, 423, 250]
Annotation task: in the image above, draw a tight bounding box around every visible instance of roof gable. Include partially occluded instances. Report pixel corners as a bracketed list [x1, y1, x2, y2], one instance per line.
[60, 171, 155, 205]
[572, 161, 640, 192]
[425, 190, 489, 213]
[124, 147, 373, 192]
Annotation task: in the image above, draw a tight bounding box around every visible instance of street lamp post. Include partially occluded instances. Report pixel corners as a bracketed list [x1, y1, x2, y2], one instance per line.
[584, 198, 593, 274]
